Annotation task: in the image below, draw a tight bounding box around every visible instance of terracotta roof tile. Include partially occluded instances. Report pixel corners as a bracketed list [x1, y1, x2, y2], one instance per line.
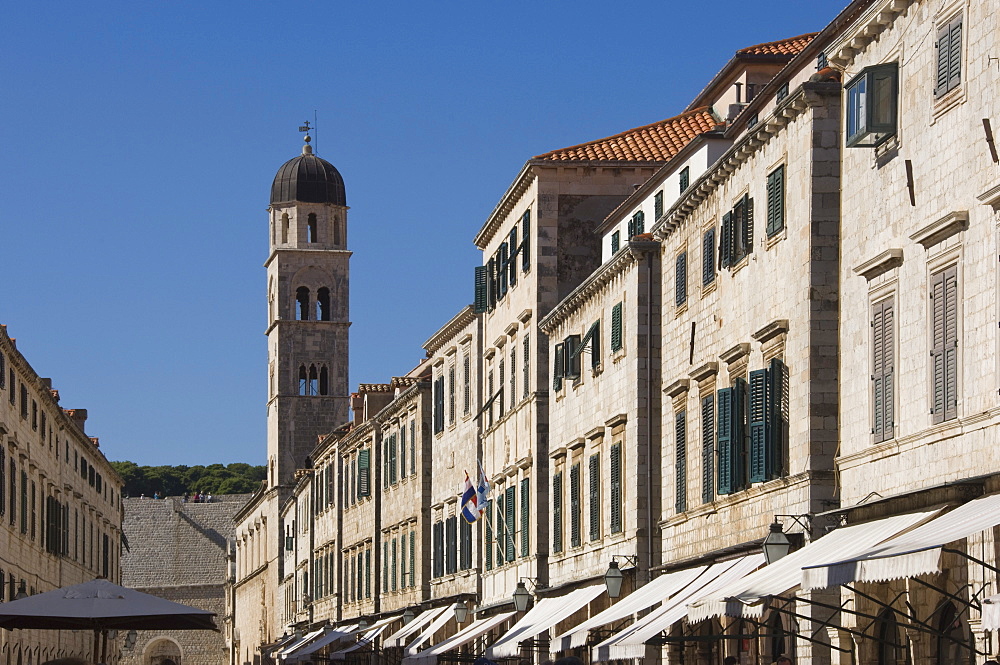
[736, 33, 818, 57]
[533, 107, 722, 162]
[357, 383, 393, 393]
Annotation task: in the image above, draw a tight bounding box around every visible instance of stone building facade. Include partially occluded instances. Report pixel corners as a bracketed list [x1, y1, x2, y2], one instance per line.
[122, 495, 247, 665]
[0, 324, 124, 665]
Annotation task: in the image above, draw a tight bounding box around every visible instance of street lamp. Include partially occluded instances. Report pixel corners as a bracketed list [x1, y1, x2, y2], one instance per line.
[762, 520, 792, 564]
[452, 601, 469, 623]
[512, 581, 533, 612]
[124, 630, 138, 649]
[402, 608, 416, 625]
[14, 581, 27, 601]
[603, 555, 638, 599]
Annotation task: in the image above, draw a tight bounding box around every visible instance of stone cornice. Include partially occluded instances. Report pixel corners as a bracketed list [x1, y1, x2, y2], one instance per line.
[978, 183, 1000, 211]
[423, 305, 477, 356]
[826, 0, 911, 68]
[474, 163, 537, 249]
[909, 210, 969, 249]
[652, 83, 841, 241]
[538, 240, 659, 333]
[854, 248, 904, 280]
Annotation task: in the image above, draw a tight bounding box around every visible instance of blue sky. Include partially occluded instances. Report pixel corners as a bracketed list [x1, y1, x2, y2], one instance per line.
[0, 1, 841, 466]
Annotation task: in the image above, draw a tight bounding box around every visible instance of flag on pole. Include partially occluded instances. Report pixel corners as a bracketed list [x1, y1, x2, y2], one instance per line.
[461, 472, 479, 523]
[476, 464, 491, 513]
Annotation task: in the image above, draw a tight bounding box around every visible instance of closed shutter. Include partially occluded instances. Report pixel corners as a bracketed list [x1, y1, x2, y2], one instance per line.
[564, 335, 581, 380]
[932, 267, 959, 423]
[610, 443, 622, 533]
[717, 387, 737, 495]
[383, 541, 390, 590]
[553, 343, 564, 390]
[521, 210, 531, 271]
[523, 335, 530, 398]
[676, 252, 687, 305]
[703, 228, 716, 285]
[446, 517, 457, 575]
[504, 485, 516, 561]
[474, 266, 489, 313]
[433, 377, 444, 433]
[433, 521, 444, 578]
[366, 549, 372, 597]
[509, 228, 519, 287]
[767, 166, 785, 237]
[749, 369, 769, 483]
[732, 377, 748, 489]
[873, 299, 893, 441]
[357, 449, 370, 497]
[410, 420, 416, 475]
[391, 538, 398, 591]
[399, 427, 406, 482]
[635, 211, 645, 235]
[701, 395, 715, 503]
[520, 478, 530, 556]
[408, 531, 415, 586]
[569, 464, 581, 547]
[720, 212, 733, 268]
[510, 347, 516, 409]
[495, 493, 505, 564]
[498, 361, 505, 416]
[498, 241, 509, 297]
[936, 17, 962, 96]
[460, 518, 472, 570]
[589, 454, 600, 541]
[485, 498, 493, 569]
[675, 411, 687, 513]
[654, 190, 664, 219]
[552, 473, 563, 553]
[769, 358, 789, 479]
[611, 231, 620, 255]
[680, 167, 690, 193]
[611, 303, 623, 351]
[389, 433, 397, 484]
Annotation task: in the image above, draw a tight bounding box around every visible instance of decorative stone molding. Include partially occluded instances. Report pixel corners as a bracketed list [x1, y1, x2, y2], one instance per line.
[719, 343, 751, 366]
[826, 0, 912, 68]
[752, 320, 790, 345]
[423, 305, 476, 356]
[909, 210, 968, 249]
[518, 309, 533, 324]
[978, 183, 1000, 211]
[585, 426, 606, 440]
[664, 378, 690, 398]
[853, 248, 904, 280]
[504, 322, 519, 337]
[568, 437, 586, 451]
[689, 361, 719, 383]
[605, 413, 628, 429]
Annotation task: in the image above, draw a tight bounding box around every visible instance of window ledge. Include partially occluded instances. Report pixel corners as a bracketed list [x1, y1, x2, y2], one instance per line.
[932, 85, 966, 122]
[701, 280, 718, 296]
[909, 210, 968, 249]
[675, 302, 689, 317]
[765, 228, 786, 250]
[853, 248, 904, 281]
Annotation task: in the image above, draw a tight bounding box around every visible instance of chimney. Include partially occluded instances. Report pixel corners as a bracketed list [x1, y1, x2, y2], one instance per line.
[351, 393, 365, 422]
[65, 409, 88, 434]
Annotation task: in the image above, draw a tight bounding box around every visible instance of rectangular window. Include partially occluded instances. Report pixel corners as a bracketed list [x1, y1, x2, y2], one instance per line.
[562, 335, 581, 382]
[576, 321, 601, 370]
[519, 477, 530, 557]
[846, 62, 898, 147]
[504, 485, 516, 562]
[485, 500, 493, 570]
[569, 463, 581, 548]
[935, 15, 962, 97]
[463, 351, 471, 415]
[552, 472, 563, 553]
[522, 335, 530, 398]
[777, 81, 789, 101]
[391, 538, 398, 591]
[703, 228, 716, 285]
[588, 454, 600, 541]
[552, 344, 564, 391]
[675, 411, 687, 513]
[399, 426, 406, 483]
[676, 252, 687, 306]
[872, 298, 895, 442]
[611, 302, 623, 352]
[701, 394, 715, 504]
[432, 521, 444, 578]
[720, 195, 754, 266]
[627, 211, 645, 238]
[495, 491, 505, 565]
[521, 210, 531, 272]
[445, 516, 457, 575]
[931, 266, 959, 423]
[20, 471, 27, 534]
[679, 166, 690, 193]
[460, 518, 472, 570]
[498, 360, 505, 417]
[389, 433, 397, 484]
[508, 226, 519, 288]
[654, 190, 664, 219]
[498, 241, 508, 298]
[410, 420, 415, 475]
[766, 165, 785, 237]
[448, 364, 456, 426]
[433, 376, 445, 433]
[611, 230, 621, 255]
[20, 384, 27, 419]
[717, 379, 748, 495]
[383, 541, 389, 591]
[357, 449, 370, 497]
[487, 370, 494, 427]
[748, 358, 789, 483]
[408, 531, 414, 586]
[610, 443, 622, 533]
[474, 265, 489, 314]
[509, 346, 516, 410]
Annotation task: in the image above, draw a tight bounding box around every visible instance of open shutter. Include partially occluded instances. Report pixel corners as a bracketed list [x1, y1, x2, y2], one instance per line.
[504, 485, 516, 561]
[716, 388, 733, 495]
[732, 377, 748, 489]
[675, 411, 687, 513]
[743, 196, 754, 256]
[720, 212, 733, 268]
[520, 478, 530, 556]
[564, 335, 581, 380]
[508, 228, 519, 287]
[495, 493, 505, 564]
[474, 266, 489, 313]
[553, 342, 564, 390]
[485, 501, 493, 569]
[552, 473, 563, 552]
[569, 464, 581, 547]
[357, 449, 370, 497]
[589, 454, 600, 540]
[701, 394, 715, 503]
[748, 369, 769, 483]
[607, 444, 622, 534]
[767, 167, 784, 236]
[521, 210, 531, 272]
[676, 252, 687, 305]
[611, 303, 623, 351]
[432, 522, 444, 578]
[768, 358, 789, 479]
[703, 228, 716, 285]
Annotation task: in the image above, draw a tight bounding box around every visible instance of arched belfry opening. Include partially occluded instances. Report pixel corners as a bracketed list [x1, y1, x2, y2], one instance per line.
[317, 287, 330, 321]
[307, 213, 318, 243]
[296, 287, 310, 320]
[281, 213, 289, 244]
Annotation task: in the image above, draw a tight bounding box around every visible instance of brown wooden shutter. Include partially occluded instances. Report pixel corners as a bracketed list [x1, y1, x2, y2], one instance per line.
[872, 299, 895, 442]
[931, 267, 959, 423]
[675, 410, 687, 513]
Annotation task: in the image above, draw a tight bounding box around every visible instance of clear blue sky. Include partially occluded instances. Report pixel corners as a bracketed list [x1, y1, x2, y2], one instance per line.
[0, 1, 841, 466]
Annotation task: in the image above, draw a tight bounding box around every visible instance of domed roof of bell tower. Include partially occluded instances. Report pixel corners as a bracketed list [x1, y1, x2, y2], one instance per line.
[270, 135, 346, 206]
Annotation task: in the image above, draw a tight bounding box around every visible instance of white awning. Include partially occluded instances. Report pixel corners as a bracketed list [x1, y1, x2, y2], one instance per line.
[551, 564, 708, 653]
[386, 606, 449, 648]
[277, 629, 326, 660]
[594, 554, 765, 662]
[405, 606, 455, 655]
[487, 583, 605, 659]
[328, 621, 393, 660]
[982, 595, 1000, 631]
[283, 624, 360, 661]
[403, 611, 515, 664]
[803, 494, 1000, 588]
[688, 510, 936, 623]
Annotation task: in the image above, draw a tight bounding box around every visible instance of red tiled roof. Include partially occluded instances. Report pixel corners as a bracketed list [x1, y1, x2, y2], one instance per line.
[736, 33, 818, 57]
[533, 107, 722, 162]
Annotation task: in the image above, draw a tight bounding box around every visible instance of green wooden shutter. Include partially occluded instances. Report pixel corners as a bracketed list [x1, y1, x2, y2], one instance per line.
[504, 485, 516, 561]
[701, 395, 715, 503]
[743, 195, 754, 257]
[610, 443, 622, 533]
[357, 449, 370, 497]
[589, 454, 600, 541]
[553, 342, 564, 390]
[611, 231, 620, 255]
[446, 516, 457, 575]
[409, 531, 415, 586]
[391, 537, 398, 591]
[410, 420, 416, 475]
[675, 411, 687, 513]
[749, 369, 769, 483]
[508, 228, 519, 287]
[523, 335, 530, 397]
[521, 210, 531, 271]
[485, 501, 493, 568]
[569, 464, 581, 547]
[495, 493, 505, 564]
[519, 478, 530, 557]
[498, 242, 509, 297]
[873, 299, 895, 442]
[487, 257, 497, 309]
[654, 190, 664, 219]
[611, 303, 623, 351]
[680, 166, 690, 193]
[590, 321, 601, 367]
[552, 472, 563, 552]
[474, 266, 489, 313]
[675, 252, 687, 305]
[635, 211, 645, 235]
[564, 334, 581, 380]
[703, 228, 715, 285]
[768, 357, 789, 479]
[383, 541, 389, 591]
[390, 433, 397, 484]
[732, 377, 748, 489]
[767, 166, 785, 237]
[720, 212, 733, 268]
[936, 17, 962, 96]
[460, 518, 472, 570]
[399, 427, 406, 482]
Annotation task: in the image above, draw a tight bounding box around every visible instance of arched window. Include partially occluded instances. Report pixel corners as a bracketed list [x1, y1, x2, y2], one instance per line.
[876, 608, 901, 665]
[317, 287, 331, 321]
[298, 366, 308, 396]
[333, 215, 342, 245]
[296, 287, 310, 320]
[308, 365, 319, 396]
[307, 213, 318, 243]
[320, 366, 329, 395]
[281, 213, 290, 244]
[936, 601, 971, 665]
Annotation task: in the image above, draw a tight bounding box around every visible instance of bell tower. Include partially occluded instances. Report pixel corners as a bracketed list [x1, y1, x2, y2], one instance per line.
[265, 132, 350, 489]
